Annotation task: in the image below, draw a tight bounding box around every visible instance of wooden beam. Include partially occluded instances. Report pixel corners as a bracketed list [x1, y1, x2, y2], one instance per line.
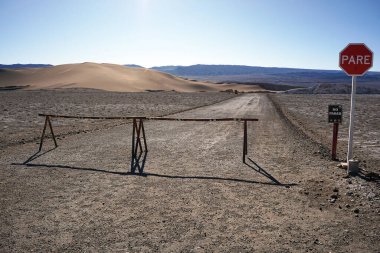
[38, 114, 258, 122]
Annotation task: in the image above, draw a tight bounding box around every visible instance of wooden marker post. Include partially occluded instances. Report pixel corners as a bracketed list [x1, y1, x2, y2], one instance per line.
[331, 123, 339, 160]
[328, 105, 342, 160]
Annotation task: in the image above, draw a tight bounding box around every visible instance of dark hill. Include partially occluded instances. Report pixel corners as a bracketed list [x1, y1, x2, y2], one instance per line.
[124, 64, 144, 68]
[152, 64, 310, 76]
[151, 64, 380, 89]
[0, 64, 53, 69]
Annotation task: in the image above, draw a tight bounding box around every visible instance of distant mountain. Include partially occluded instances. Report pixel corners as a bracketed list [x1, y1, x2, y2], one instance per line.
[151, 65, 186, 72]
[0, 64, 53, 69]
[152, 64, 310, 76]
[124, 64, 144, 68]
[285, 83, 380, 94]
[150, 64, 380, 88]
[2, 63, 380, 93]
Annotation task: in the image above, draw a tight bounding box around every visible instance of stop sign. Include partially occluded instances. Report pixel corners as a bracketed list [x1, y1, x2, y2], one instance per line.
[339, 43, 373, 76]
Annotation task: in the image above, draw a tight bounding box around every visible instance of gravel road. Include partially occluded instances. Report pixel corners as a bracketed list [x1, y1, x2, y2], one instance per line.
[1, 93, 379, 252]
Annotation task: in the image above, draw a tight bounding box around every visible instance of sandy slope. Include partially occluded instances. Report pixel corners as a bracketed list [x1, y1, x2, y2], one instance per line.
[0, 63, 262, 92]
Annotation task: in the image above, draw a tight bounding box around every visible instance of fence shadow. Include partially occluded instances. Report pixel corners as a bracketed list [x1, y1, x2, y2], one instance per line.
[22, 147, 57, 164]
[244, 157, 292, 186]
[143, 172, 295, 187]
[12, 161, 296, 187]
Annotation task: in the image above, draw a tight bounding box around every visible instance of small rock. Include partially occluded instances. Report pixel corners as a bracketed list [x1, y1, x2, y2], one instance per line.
[346, 191, 353, 196]
[353, 208, 359, 214]
[345, 204, 351, 208]
[330, 198, 336, 203]
[367, 193, 376, 201]
[331, 194, 338, 199]
[333, 187, 339, 192]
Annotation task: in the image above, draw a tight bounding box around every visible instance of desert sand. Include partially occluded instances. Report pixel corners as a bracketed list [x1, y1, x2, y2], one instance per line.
[1, 90, 379, 252]
[270, 94, 380, 175]
[0, 63, 263, 92]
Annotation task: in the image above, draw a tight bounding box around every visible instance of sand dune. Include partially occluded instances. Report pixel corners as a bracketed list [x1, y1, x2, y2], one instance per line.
[0, 62, 262, 92]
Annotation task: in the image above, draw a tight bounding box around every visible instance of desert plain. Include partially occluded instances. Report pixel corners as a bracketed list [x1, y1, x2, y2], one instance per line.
[0, 64, 379, 252]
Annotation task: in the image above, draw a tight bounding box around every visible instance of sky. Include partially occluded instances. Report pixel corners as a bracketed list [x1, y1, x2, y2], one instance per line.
[1, 0, 379, 71]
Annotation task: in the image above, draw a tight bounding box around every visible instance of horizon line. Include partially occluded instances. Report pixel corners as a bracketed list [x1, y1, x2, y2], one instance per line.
[1, 62, 380, 73]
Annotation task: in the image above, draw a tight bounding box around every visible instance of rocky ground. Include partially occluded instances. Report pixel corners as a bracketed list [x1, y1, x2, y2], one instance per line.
[270, 94, 380, 175]
[1, 91, 379, 252]
[0, 89, 236, 149]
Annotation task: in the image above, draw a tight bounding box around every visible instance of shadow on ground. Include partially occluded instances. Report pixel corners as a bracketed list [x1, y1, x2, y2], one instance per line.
[12, 150, 297, 187]
[357, 168, 380, 183]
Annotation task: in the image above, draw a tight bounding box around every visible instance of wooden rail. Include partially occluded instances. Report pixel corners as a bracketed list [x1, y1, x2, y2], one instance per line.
[37, 114, 258, 174]
[38, 114, 258, 122]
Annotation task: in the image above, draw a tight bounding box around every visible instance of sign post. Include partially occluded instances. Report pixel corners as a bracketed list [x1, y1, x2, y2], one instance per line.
[339, 43, 373, 174]
[347, 76, 356, 162]
[328, 105, 342, 160]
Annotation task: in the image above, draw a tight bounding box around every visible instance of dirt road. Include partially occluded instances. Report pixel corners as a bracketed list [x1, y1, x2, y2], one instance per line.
[1, 94, 379, 252]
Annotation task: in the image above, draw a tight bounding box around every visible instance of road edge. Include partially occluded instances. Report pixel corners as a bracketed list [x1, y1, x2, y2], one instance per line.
[267, 94, 331, 160]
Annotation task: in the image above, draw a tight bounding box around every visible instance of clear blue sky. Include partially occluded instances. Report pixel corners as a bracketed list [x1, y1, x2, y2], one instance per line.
[1, 0, 379, 71]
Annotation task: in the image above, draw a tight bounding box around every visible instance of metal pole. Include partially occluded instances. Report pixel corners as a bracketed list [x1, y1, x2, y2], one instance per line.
[244, 120, 248, 155]
[134, 119, 142, 156]
[38, 116, 49, 152]
[243, 120, 247, 162]
[130, 119, 136, 173]
[47, 116, 58, 148]
[141, 119, 148, 152]
[347, 76, 356, 169]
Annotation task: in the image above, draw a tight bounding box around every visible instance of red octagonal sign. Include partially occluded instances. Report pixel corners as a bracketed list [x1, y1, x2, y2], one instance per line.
[339, 43, 373, 76]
